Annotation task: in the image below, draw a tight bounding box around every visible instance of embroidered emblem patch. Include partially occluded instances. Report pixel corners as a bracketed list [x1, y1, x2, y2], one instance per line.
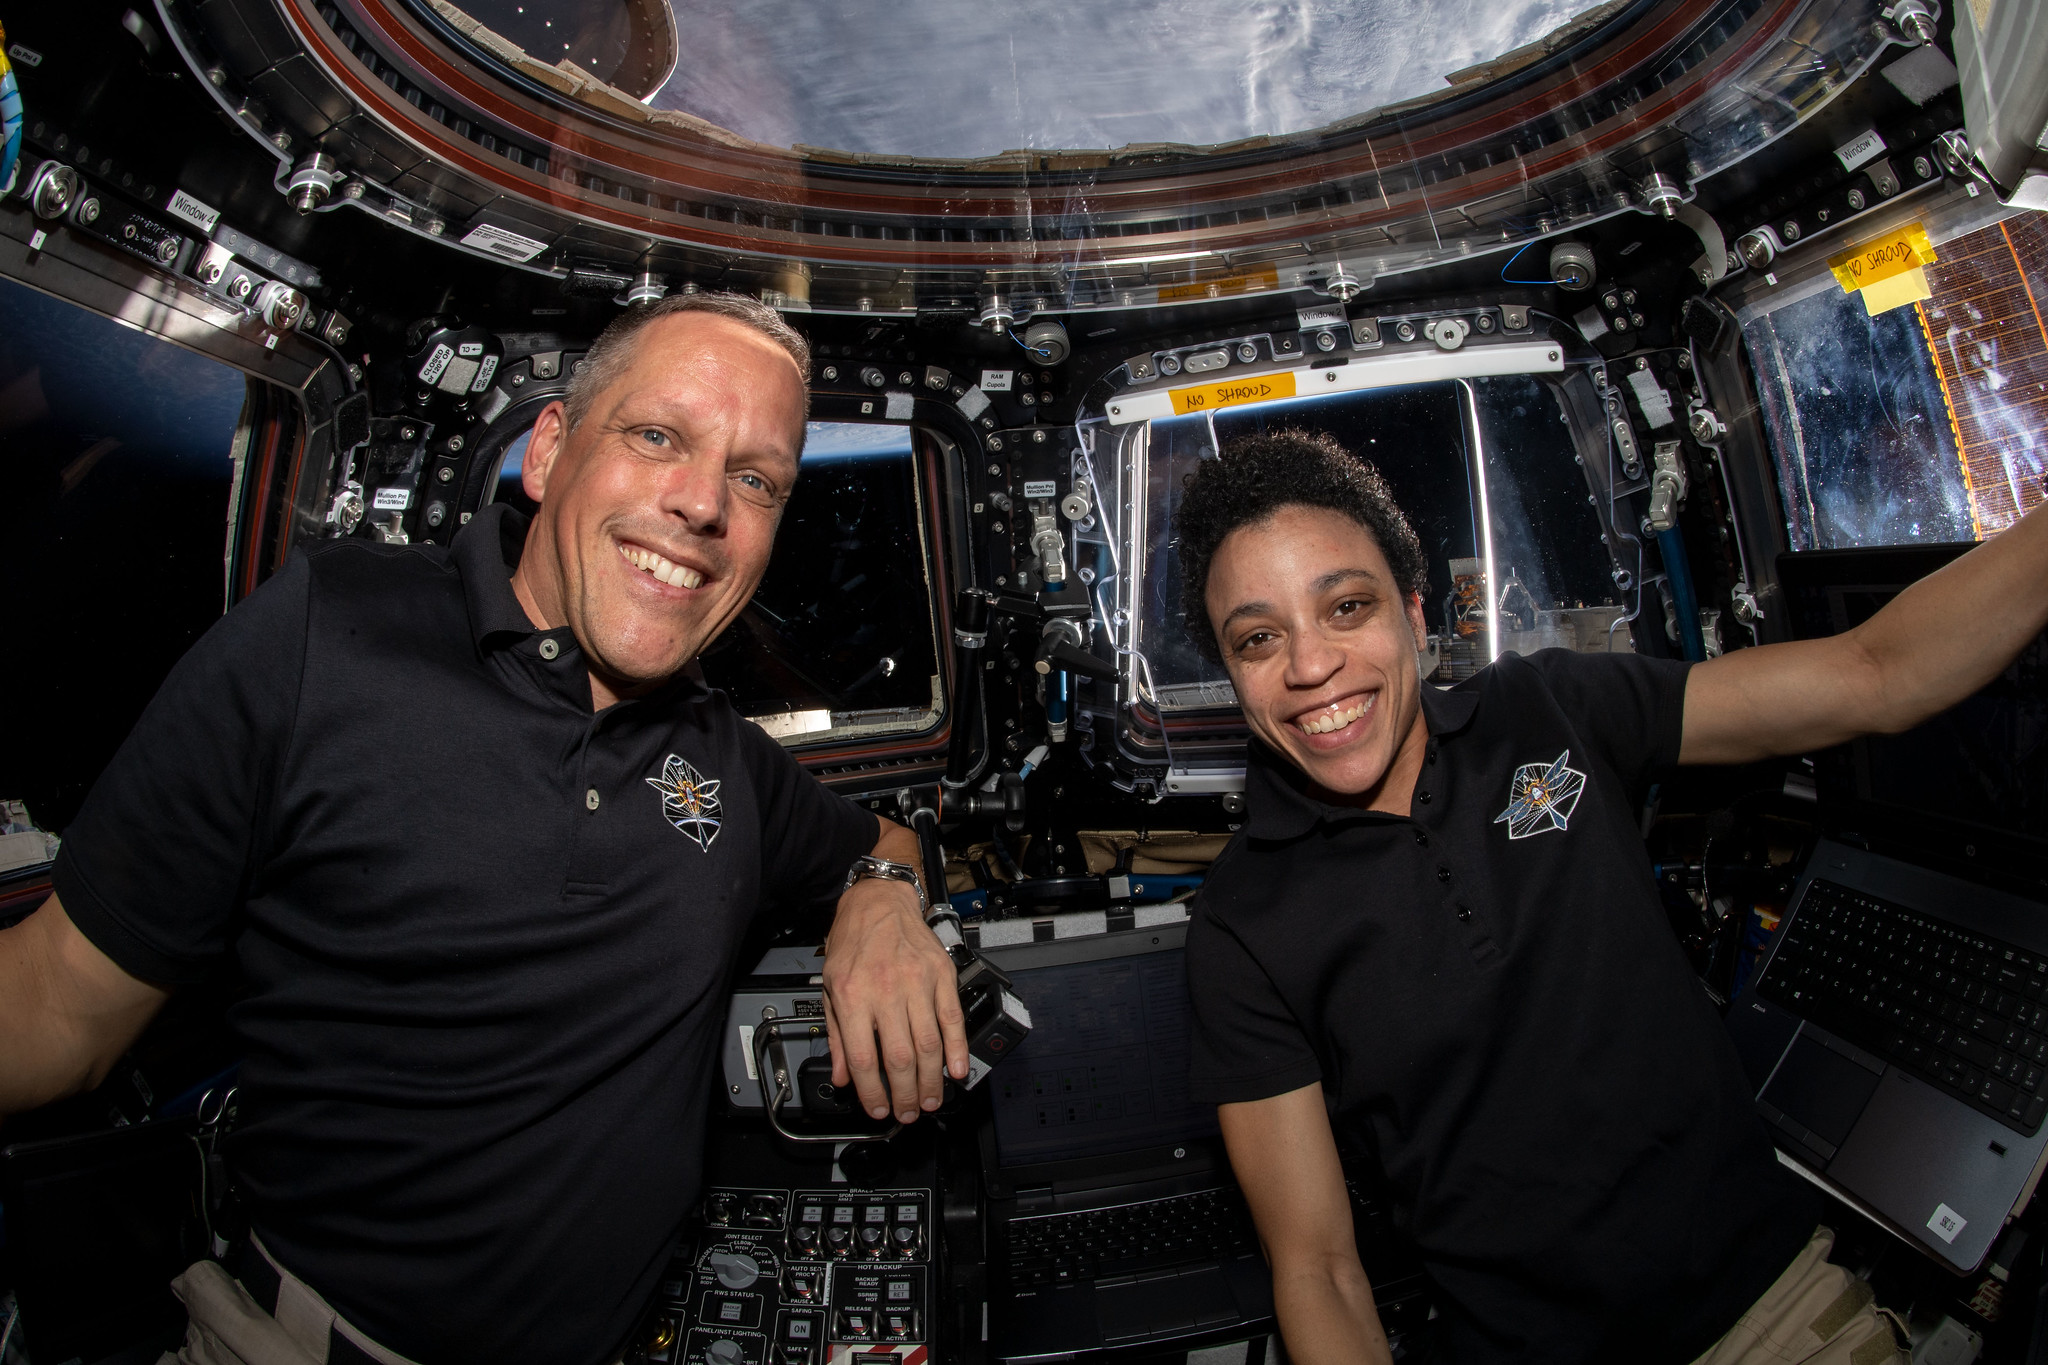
[646, 753, 722, 849]
[1492, 749, 1587, 840]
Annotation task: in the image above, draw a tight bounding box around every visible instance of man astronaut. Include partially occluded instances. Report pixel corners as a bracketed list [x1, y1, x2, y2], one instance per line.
[0, 293, 965, 1365]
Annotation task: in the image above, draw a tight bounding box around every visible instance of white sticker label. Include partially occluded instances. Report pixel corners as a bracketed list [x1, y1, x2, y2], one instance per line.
[164, 189, 222, 236]
[417, 343, 455, 385]
[980, 369, 1014, 392]
[884, 391, 915, 420]
[1296, 304, 1347, 330]
[1022, 480, 1058, 499]
[373, 487, 412, 511]
[458, 222, 549, 263]
[470, 354, 500, 393]
[1835, 129, 1887, 171]
[1928, 1203, 1967, 1244]
[457, 341, 484, 357]
[739, 1025, 758, 1081]
[8, 43, 44, 67]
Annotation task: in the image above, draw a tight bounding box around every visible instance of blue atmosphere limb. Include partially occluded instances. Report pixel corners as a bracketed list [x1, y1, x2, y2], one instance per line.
[1656, 528, 1708, 662]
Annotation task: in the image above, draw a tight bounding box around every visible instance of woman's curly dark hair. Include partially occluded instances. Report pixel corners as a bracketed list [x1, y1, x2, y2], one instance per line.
[1173, 429, 1429, 663]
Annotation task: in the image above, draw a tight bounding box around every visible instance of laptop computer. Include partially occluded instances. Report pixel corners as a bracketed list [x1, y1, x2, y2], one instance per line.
[975, 920, 1276, 1361]
[1725, 543, 2048, 1273]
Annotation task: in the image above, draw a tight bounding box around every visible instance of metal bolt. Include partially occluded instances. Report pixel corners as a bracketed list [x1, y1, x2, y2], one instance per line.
[1913, 156, 1932, 179]
[446, 435, 464, 453]
[1846, 188, 1866, 211]
[1032, 429, 1047, 443]
[77, 197, 101, 224]
[1780, 220, 1802, 242]
[898, 371, 913, 386]
[511, 372, 526, 386]
[987, 463, 1001, 476]
[436, 465, 456, 483]
[821, 365, 838, 381]
[1235, 342, 1257, 363]
[400, 426, 417, 441]
[425, 501, 447, 528]
[1314, 330, 1337, 351]
[988, 436, 1004, 451]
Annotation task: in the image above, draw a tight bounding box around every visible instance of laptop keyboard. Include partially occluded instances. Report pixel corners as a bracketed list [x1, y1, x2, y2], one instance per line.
[1757, 878, 2048, 1137]
[1004, 1189, 1260, 1287]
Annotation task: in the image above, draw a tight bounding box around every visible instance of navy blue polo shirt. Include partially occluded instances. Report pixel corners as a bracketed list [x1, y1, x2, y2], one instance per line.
[54, 502, 877, 1365]
[1186, 649, 1817, 1364]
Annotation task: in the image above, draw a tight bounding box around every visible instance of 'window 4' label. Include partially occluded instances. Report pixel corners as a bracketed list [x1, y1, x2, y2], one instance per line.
[164, 189, 221, 236]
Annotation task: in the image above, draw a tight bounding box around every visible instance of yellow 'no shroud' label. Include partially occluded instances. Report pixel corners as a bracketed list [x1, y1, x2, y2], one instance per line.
[1828, 223, 1938, 315]
[1168, 371, 1298, 416]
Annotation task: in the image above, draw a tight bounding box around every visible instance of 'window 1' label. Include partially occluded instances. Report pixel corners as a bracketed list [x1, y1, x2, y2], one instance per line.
[373, 488, 411, 511]
[1834, 128, 1886, 171]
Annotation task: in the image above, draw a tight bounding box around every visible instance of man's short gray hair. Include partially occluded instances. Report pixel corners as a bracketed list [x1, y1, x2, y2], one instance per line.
[563, 291, 812, 432]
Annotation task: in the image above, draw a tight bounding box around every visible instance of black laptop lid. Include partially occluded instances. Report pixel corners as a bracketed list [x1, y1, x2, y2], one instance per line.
[979, 923, 1223, 1186]
[1779, 544, 2048, 898]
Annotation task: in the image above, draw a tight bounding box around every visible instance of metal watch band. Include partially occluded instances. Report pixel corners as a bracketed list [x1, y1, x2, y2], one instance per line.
[841, 854, 926, 909]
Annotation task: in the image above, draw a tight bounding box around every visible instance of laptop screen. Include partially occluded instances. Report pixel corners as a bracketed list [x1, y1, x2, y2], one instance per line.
[982, 928, 1219, 1169]
[1780, 545, 2048, 895]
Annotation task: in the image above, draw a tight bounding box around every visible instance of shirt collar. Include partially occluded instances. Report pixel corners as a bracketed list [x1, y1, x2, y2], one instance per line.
[1242, 680, 1481, 841]
[455, 501, 544, 651]
[452, 501, 708, 708]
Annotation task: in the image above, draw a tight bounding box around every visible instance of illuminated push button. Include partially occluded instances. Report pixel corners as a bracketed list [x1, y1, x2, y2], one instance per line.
[710, 1251, 761, 1290]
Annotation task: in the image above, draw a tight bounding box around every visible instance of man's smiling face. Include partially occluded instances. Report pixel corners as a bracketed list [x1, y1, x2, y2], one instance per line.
[1205, 503, 1431, 807]
[511, 311, 807, 702]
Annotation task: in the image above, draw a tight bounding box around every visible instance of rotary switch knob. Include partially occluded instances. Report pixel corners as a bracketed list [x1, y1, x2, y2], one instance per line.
[707, 1339, 745, 1365]
[709, 1251, 761, 1289]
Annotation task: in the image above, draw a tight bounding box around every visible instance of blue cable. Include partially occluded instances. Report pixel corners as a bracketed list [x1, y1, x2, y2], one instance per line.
[1499, 241, 1561, 286]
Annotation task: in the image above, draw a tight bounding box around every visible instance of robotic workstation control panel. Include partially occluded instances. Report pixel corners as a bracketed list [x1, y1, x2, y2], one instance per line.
[644, 1123, 973, 1365]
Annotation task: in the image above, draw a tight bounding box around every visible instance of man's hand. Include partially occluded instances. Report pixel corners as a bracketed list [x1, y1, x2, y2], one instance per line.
[1682, 495, 2048, 765]
[1220, 1083, 1393, 1365]
[819, 817, 969, 1124]
[1, 893, 170, 1118]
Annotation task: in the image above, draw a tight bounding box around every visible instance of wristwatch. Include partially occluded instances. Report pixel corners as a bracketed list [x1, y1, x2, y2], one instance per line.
[841, 854, 927, 910]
